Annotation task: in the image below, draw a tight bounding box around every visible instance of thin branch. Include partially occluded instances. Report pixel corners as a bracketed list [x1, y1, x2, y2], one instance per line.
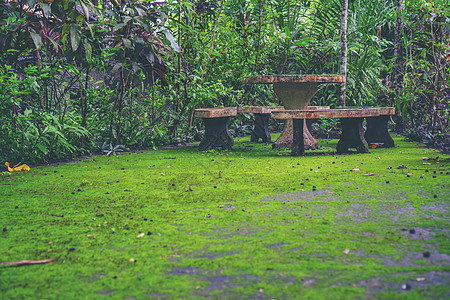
[3, 258, 57, 266]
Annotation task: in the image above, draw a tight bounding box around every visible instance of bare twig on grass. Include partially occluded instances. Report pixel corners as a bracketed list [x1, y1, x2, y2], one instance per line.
[3, 258, 57, 266]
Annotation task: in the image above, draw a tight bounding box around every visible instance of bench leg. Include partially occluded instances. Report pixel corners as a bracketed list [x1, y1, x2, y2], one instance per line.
[292, 119, 305, 156]
[365, 115, 395, 148]
[250, 113, 271, 143]
[198, 117, 234, 151]
[337, 118, 369, 154]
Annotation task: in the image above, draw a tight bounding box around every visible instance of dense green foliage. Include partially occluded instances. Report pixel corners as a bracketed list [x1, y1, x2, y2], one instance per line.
[0, 0, 449, 164]
[1, 136, 449, 298]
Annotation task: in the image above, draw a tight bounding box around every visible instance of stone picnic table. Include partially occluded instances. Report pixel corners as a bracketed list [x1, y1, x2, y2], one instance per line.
[242, 75, 345, 150]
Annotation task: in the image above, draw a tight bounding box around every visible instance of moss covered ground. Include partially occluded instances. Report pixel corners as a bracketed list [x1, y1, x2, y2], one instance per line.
[1, 134, 449, 299]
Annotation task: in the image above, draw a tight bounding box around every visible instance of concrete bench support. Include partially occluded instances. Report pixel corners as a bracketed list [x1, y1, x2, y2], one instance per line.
[271, 107, 395, 156]
[238, 106, 284, 143]
[365, 115, 395, 147]
[194, 107, 237, 151]
[336, 118, 368, 154]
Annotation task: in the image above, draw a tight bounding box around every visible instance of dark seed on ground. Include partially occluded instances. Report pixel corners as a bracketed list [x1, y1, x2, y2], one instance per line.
[386, 181, 389, 184]
[423, 251, 431, 258]
[214, 186, 217, 188]
[130, 217, 133, 220]
[407, 174, 410, 177]
[172, 184, 175, 186]
[3, 228, 7, 232]
[409, 229, 416, 234]
[172, 210, 175, 213]
[78, 189, 82, 192]
[61, 175, 64, 177]
[116, 180, 119, 183]
[15, 206, 18, 209]
[107, 182, 110, 184]
[99, 166, 101, 169]
[300, 183, 304, 185]
[297, 163, 300, 165]
[69, 247, 75, 251]
[425, 170, 429, 172]
[72, 192, 75, 194]
[433, 176, 436, 178]
[144, 218, 147, 221]
[433, 171, 436, 174]
[312, 188, 316, 191]
[54, 171, 57, 173]
[313, 186, 316, 188]
[106, 192, 109, 194]
[113, 276, 117, 279]
[147, 232, 152, 235]
[420, 176, 423, 178]
[433, 195, 437, 198]
[44, 173, 47, 175]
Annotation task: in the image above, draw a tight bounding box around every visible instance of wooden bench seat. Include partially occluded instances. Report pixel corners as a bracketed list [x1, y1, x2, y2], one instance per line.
[194, 107, 237, 151]
[271, 107, 395, 156]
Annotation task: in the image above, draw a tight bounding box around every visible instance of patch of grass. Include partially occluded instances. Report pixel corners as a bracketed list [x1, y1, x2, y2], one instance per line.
[1, 134, 449, 299]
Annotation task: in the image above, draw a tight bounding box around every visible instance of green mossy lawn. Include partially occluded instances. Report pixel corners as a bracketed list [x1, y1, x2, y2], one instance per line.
[1, 134, 449, 299]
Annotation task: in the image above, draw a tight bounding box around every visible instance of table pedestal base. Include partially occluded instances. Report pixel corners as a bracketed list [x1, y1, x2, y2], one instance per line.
[198, 117, 234, 151]
[272, 119, 318, 150]
[336, 118, 369, 154]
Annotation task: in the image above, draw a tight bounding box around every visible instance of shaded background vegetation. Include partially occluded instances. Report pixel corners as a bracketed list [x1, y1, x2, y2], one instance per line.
[0, 0, 449, 164]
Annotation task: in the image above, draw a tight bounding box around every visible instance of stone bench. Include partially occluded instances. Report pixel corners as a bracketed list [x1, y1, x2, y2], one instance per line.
[271, 107, 395, 156]
[238, 106, 330, 143]
[238, 106, 284, 143]
[194, 107, 237, 151]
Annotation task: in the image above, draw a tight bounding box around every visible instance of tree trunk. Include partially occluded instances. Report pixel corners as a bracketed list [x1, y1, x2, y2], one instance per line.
[339, 0, 349, 107]
[393, 0, 405, 132]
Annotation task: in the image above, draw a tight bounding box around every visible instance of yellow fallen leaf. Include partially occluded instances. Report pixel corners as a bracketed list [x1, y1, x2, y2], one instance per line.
[5, 162, 30, 172]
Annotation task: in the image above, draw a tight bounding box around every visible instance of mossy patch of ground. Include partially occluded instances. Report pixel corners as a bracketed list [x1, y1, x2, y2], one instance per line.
[1, 134, 449, 299]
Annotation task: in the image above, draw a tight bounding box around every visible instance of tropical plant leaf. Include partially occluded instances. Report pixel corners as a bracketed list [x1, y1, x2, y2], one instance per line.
[29, 31, 42, 50]
[70, 24, 82, 52]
